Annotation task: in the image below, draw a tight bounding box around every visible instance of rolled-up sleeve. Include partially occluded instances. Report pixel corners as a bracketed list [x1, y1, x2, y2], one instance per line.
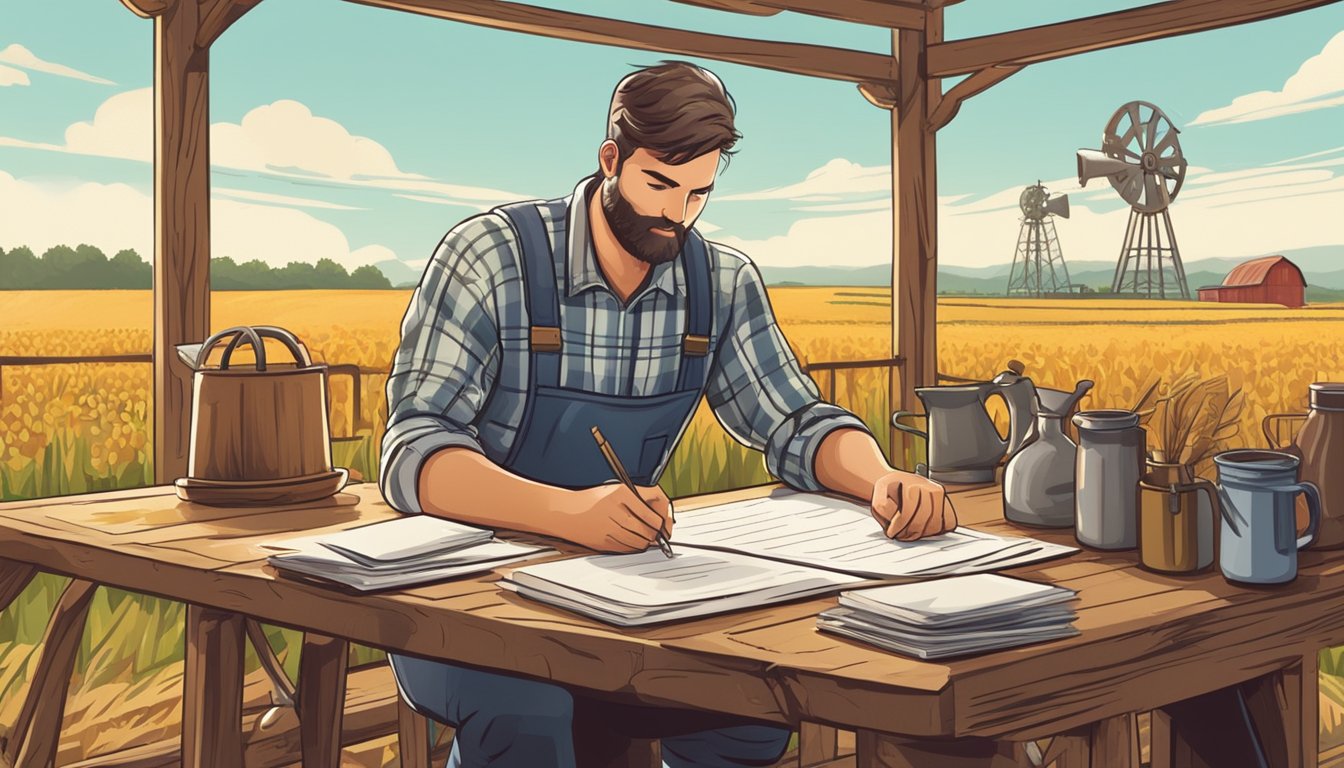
[379, 216, 504, 514]
[705, 253, 873, 492]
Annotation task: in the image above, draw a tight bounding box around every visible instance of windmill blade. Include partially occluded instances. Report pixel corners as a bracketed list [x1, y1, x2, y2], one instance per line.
[1145, 116, 1158, 152]
[1152, 128, 1180, 157]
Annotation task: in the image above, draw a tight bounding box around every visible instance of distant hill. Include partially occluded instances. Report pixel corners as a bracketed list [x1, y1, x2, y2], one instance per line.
[755, 246, 1344, 296]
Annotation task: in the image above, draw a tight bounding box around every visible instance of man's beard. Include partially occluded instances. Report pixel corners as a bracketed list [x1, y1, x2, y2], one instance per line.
[600, 176, 687, 266]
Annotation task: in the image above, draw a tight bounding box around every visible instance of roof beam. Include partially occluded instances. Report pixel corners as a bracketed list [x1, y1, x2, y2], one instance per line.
[927, 0, 1338, 77]
[674, 0, 928, 29]
[927, 64, 1020, 130]
[344, 0, 896, 84]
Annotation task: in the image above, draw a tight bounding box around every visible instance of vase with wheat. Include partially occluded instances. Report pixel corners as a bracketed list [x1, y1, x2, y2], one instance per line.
[1135, 374, 1245, 574]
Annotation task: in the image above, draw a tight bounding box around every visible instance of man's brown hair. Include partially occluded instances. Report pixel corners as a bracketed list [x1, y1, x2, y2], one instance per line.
[606, 61, 741, 169]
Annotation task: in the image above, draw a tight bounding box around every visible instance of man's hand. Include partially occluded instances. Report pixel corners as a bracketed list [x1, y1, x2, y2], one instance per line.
[870, 471, 957, 541]
[557, 484, 674, 553]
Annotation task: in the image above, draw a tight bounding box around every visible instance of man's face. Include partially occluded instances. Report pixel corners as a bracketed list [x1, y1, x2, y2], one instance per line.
[601, 147, 719, 266]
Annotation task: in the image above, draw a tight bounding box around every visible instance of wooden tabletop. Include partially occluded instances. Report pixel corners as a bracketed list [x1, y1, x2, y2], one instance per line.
[1, 480, 1341, 743]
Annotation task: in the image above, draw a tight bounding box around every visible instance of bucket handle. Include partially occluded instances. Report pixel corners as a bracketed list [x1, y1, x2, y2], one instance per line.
[196, 326, 312, 372]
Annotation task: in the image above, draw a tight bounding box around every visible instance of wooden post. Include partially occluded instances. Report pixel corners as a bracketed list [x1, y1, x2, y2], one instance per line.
[888, 11, 940, 462]
[150, 0, 212, 485]
[799, 723, 840, 764]
[298, 632, 350, 767]
[397, 696, 432, 768]
[854, 731, 1027, 768]
[182, 604, 245, 768]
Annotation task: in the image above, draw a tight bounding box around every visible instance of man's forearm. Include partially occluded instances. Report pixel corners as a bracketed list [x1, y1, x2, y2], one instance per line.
[814, 427, 896, 500]
[416, 447, 572, 536]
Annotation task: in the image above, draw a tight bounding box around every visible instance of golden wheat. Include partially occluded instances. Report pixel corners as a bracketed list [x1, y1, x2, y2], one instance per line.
[3, 291, 1343, 492]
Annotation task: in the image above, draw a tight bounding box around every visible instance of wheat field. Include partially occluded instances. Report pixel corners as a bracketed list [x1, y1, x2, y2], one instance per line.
[2, 288, 1344, 764]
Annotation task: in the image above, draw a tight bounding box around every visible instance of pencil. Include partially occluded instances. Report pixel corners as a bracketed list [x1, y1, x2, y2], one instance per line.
[591, 426, 675, 558]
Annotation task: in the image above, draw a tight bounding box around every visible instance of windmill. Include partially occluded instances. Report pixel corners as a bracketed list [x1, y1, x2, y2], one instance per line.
[1077, 100, 1191, 299]
[1005, 182, 1072, 297]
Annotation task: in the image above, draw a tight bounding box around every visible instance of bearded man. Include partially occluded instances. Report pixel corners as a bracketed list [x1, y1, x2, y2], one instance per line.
[379, 60, 957, 768]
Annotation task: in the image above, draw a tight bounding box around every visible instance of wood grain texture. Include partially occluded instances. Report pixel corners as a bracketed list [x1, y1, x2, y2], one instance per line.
[298, 632, 349, 767]
[5, 579, 96, 768]
[182, 604, 245, 768]
[342, 0, 896, 84]
[152, 0, 212, 486]
[1090, 714, 1140, 767]
[854, 731, 1028, 767]
[889, 20, 938, 457]
[2, 481, 1343, 754]
[396, 696, 432, 768]
[800, 723, 841, 763]
[196, 0, 265, 47]
[926, 0, 1338, 77]
[0, 559, 35, 613]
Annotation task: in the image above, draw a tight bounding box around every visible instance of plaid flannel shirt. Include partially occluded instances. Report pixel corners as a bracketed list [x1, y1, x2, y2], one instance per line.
[379, 176, 872, 514]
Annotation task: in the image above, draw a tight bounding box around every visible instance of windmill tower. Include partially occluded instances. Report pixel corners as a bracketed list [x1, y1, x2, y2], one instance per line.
[1077, 101, 1192, 299]
[1005, 182, 1072, 297]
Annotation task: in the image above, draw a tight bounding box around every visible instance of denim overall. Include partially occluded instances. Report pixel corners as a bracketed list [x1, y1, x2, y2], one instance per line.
[388, 200, 791, 767]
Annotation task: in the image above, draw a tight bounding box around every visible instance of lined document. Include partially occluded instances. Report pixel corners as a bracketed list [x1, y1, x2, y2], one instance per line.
[501, 548, 865, 626]
[672, 491, 1076, 579]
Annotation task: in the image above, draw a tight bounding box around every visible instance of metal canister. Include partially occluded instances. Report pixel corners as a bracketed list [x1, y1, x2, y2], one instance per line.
[1073, 410, 1144, 549]
[1139, 462, 1219, 574]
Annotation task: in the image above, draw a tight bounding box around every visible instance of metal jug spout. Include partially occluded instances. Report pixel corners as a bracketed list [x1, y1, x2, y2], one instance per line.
[1036, 379, 1095, 418]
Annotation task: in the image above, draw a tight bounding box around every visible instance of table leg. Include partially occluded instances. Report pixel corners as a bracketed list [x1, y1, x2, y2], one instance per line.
[800, 723, 840, 764]
[1090, 713, 1141, 767]
[397, 696, 432, 768]
[1152, 660, 1312, 768]
[182, 604, 245, 768]
[298, 632, 348, 767]
[854, 731, 1029, 767]
[0, 559, 36, 613]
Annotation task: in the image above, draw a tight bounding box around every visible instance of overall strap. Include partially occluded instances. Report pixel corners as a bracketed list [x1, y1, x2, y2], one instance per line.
[676, 231, 712, 391]
[495, 201, 562, 389]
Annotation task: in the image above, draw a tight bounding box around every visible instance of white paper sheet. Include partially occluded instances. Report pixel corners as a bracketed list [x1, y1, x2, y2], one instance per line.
[671, 491, 1077, 578]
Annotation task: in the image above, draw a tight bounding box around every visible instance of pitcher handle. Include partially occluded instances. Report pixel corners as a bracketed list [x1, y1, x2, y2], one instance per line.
[891, 411, 928, 440]
[1270, 482, 1322, 550]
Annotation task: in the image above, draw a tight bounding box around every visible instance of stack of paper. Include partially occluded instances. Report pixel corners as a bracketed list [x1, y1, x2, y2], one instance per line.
[263, 515, 550, 591]
[500, 548, 867, 627]
[817, 574, 1079, 659]
[671, 492, 1077, 578]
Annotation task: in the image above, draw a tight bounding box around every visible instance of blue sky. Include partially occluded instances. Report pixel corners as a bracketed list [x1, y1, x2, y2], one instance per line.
[1, 0, 1342, 281]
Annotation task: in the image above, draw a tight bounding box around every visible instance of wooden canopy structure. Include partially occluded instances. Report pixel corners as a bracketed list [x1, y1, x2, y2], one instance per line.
[116, 0, 1339, 484]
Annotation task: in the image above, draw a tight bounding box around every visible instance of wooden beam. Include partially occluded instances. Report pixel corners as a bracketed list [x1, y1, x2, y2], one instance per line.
[343, 0, 896, 84]
[927, 0, 1339, 77]
[0, 560, 36, 613]
[182, 605, 245, 768]
[197, 0, 267, 48]
[675, 0, 929, 29]
[927, 65, 1020, 130]
[671, 0, 780, 17]
[888, 12, 939, 463]
[4, 579, 97, 768]
[151, 0, 212, 487]
[298, 633, 349, 767]
[118, 0, 173, 19]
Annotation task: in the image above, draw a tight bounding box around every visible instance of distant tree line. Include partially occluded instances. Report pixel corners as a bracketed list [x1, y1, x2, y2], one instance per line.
[0, 244, 394, 290]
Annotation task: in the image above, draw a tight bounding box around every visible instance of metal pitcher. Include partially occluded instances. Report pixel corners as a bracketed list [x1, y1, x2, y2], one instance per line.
[892, 364, 1037, 484]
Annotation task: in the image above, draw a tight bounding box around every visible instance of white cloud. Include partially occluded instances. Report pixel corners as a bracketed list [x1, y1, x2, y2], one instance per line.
[0, 170, 406, 274]
[710, 154, 1344, 269]
[0, 90, 524, 207]
[0, 44, 115, 85]
[214, 187, 364, 210]
[0, 64, 30, 87]
[1191, 30, 1344, 126]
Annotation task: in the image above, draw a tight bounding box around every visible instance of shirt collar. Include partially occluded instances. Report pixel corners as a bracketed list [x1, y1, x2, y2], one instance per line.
[566, 175, 682, 300]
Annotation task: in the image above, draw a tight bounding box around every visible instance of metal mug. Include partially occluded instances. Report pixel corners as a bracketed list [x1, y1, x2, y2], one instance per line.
[1139, 462, 1218, 574]
[1214, 450, 1322, 585]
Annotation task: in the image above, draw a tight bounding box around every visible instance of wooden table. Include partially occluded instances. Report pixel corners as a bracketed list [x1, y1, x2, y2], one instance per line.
[0, 479, 1334, 768]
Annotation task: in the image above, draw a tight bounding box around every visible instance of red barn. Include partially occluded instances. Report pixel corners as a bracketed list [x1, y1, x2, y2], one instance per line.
[1197, 255, 1306, 308]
